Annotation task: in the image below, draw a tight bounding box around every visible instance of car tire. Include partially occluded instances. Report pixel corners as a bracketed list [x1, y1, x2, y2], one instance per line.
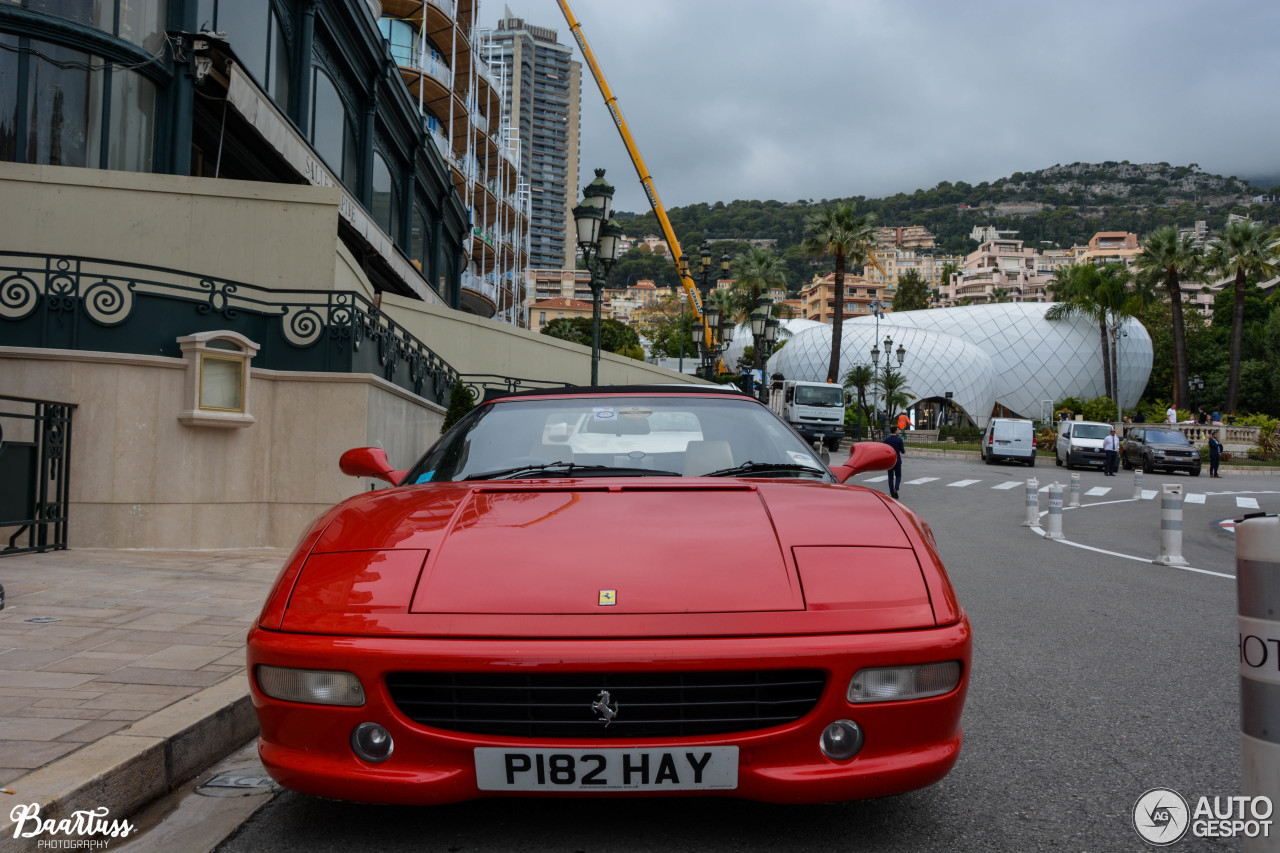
[1142, 456, 1153, 474]
[826, 437, 841, 452]
[984, 452, 993, 465]
[1191, 467, 1201, 477]
[1027, 456, 1036, 467]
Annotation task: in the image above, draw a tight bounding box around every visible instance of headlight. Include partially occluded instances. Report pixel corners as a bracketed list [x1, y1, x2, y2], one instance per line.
[1151, 449, 1165, 456]
[256, 665, 365, 706]
[847, 662, 961, 703]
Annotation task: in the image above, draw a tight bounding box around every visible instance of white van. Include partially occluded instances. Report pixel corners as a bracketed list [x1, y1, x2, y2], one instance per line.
[1055, 420, 1112, 470]
[982, 418, 1036, 466]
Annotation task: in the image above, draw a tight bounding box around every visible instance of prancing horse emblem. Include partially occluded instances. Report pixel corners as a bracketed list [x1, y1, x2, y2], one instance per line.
[591, 690, 619, 726]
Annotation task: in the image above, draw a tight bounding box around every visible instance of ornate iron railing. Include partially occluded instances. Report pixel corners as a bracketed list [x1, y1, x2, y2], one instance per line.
[0, 395, 75, 556]
[460, 375, 575, 403]
[0, 253, 458, 405]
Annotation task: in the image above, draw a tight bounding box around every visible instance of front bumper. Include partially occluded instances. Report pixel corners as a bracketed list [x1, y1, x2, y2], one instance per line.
[1068, 450, 1106, 466]
[792, 423, 845, 443]
[248, 621, 970, 805]
[1151, 454, 1200, 471]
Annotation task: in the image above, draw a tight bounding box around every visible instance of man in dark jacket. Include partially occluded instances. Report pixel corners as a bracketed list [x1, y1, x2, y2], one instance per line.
[1208, 434, 1223, 478]
[884, 426, 906, 499]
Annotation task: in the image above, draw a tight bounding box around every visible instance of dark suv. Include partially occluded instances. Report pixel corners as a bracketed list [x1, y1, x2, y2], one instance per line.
[1121, 428, 1201, 476]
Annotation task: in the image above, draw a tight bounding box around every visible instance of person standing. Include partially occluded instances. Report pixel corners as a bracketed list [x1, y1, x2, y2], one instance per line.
[1208, 434, 1223, 478]
[1103, 428, 1120, 476]
[1165, 404, 1177, 424]
[884, 426, 905, 499]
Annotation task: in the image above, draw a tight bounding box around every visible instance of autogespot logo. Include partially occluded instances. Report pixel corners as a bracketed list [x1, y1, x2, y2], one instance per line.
[1134, 788, 1190, 846]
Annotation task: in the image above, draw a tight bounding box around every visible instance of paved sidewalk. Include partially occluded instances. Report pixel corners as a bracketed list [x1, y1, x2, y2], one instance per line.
[0, 548, 284, 840]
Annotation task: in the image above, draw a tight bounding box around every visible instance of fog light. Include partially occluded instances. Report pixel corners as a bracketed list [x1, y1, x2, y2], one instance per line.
[351, 722, 394, 763]
[820, 719, 864, 761]
[256, 665, 364, 707]
[848, 661, 962, 703]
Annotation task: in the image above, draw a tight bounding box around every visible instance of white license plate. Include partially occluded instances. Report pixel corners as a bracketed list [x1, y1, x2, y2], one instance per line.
[474, 746, 738, 791]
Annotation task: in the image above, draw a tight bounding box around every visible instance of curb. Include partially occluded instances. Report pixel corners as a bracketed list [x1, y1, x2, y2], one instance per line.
[0, 676, 255, 850]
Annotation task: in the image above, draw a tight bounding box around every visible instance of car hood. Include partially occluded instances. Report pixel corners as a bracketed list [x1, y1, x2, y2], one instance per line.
[271, 479, 953, 637]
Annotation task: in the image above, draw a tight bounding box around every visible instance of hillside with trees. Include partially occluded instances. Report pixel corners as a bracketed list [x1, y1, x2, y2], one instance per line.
[607, 162, 1274, 293]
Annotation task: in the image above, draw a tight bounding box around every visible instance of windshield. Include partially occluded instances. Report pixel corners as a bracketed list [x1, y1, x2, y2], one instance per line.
[403, 395, 833, 483]
[1073, 424, 1111, 439]
[794, 385, 844, 407]
[1146, 430, 1190, 445]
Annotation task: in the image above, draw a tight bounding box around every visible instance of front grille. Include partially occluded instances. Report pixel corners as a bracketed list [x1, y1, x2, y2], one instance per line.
[385, 669, 827, 738]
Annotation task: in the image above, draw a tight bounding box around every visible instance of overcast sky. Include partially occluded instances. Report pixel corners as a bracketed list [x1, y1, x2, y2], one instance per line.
[501, 0, 1280, 214]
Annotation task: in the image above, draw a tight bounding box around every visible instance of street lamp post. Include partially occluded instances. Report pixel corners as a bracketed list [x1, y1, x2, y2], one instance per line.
[572, 169, 621, 386]
[869, 334, 906, 435]
[1190, 374, 1204, 417]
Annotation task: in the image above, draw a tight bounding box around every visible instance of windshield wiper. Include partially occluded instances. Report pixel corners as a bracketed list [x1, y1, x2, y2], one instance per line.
[463, 462, 679, 481]
[700, 461, 827, 478]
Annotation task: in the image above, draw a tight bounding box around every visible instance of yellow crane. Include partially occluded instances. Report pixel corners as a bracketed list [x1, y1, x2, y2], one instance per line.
[557, 0, 724, 373]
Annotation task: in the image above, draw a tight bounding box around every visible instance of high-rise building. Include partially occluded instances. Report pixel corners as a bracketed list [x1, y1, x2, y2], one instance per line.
[489, 11, 582, 271]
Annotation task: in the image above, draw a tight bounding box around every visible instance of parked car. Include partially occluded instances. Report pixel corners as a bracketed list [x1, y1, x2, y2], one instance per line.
[1121, 427, 1201, 476]
[248, 385, 971, 805]
[1055, 420, 1112, 470]
[981, 418, 1036, 466]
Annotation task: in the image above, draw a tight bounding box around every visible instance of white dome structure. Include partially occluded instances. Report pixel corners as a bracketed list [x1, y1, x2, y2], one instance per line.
[764, 303, 1152, 427]
[721, 317, 825, 375]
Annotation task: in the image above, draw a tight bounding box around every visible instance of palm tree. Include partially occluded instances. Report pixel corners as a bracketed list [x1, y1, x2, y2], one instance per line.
[841, 364, 876, 432]
[876, 371, 914, 425]
[1205, 220, 1280, 411]
[990, 286, 1013, 304]
[802, 204, 883, 383]
[1134, 227, 1203, 408]
[1047, 264, 1114, 401]
[727, 247, 789, 376]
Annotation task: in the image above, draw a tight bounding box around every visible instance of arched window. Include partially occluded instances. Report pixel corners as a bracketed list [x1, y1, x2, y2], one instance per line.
[309, 68, 356, 188]
[371, 151, 399, 239]
[411, 204, 434, 277]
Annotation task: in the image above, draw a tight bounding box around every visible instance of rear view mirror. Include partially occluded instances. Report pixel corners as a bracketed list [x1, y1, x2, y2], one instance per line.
[339, 447, 407, 486]
[829, 443, 898, 484]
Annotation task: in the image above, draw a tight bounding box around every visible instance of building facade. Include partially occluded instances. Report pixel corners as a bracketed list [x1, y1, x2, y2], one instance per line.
[800, 274, 882, 323]
[488, 13, 580, 272]
[941, 238, 1053, 306]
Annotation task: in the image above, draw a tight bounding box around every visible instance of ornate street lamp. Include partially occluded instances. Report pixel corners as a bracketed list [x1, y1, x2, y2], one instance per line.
[572, 169, 619, 385]
[870, 334, 907, 434]
[1190, 374, 1204, 416]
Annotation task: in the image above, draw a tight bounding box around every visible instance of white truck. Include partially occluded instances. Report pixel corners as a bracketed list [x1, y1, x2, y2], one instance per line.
[768, 379, 846, 451]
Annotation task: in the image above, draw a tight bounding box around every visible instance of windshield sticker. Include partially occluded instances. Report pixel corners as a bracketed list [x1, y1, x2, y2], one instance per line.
[618, 406, 652, 419]
[592, 407, 617, 421]
[414, 471, 435, 484]
[787, 451, 823, 469]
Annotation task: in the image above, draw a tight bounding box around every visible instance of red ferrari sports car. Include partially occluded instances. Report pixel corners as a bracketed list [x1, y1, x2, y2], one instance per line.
[248, 385, 970, 804]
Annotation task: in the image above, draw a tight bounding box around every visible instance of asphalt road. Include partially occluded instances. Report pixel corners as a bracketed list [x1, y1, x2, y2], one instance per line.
[200, 457, 1275, 853]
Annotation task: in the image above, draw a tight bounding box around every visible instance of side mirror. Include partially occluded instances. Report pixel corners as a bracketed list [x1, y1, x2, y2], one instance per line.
[829, 442, 898, 484]
[339, 447, 406, 486]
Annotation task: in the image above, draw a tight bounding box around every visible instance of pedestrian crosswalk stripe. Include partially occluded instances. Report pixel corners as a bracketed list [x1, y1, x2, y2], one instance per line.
[1237, 497, 1261, 509]
[905, 477, 939, 485]
[1185, 493, 1206, 504]
[1141, 490, 1158, 500]
[863, 475, 888, 482]
[992, 481, 1022, 490]
[1085, 487, 1110, 496]
[947, 479, 981, 487]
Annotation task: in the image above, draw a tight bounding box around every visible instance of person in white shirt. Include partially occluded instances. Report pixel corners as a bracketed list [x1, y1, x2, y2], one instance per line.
[1165, 405, 1177, 424]
[1103, 428, 1120, 476]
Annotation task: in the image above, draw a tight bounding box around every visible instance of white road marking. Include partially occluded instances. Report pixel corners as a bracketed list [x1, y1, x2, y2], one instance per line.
[947, 479, 981, 488]
[1085, 487, 1111, 497]
[1185, 493, 1206, 504]
[863, 475, 888, 482]
[1237, 497, 1261, 509]
[905, 477, 939, 485]
[992, 481, 1023, 490]
[1028, 525, 1234, 579]
[1141, 490, 1158, 500]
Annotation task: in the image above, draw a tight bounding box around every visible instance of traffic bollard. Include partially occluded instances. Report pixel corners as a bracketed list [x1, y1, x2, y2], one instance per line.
[1044, 483, 1064, 539]
[1069, 472, 1081, 508]
[1022, 477, 1039, 527]
[1153, 483, 1189, 567]
[1238, 514, 1280, 853]
[1133, 469, 1144, 500]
